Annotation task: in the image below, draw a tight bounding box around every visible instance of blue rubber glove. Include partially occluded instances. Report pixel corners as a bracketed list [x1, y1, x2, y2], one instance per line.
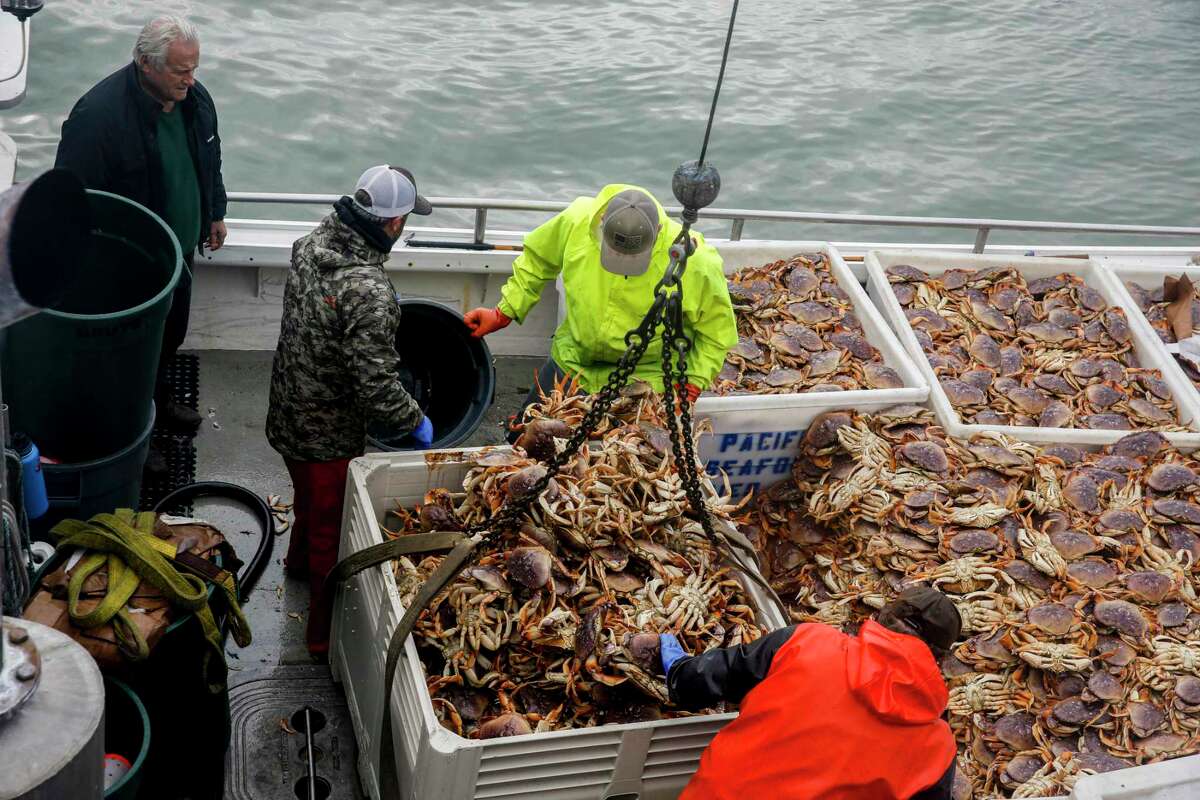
[412, 415, 434, 449]
[660, 633, 687, 677]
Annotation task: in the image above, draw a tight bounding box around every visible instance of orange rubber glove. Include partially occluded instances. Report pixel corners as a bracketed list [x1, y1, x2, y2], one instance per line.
[674, 383, 701, 404]
[463, 307, 511, 338]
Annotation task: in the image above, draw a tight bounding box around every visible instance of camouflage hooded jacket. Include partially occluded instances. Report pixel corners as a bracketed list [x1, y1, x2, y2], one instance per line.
[266, 213, 423, 461]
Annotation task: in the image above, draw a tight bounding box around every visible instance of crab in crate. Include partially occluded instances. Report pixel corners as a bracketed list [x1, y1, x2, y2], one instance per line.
[885, 263, 1192, 431]
[714, 253, 905, 396]
[386, 385, 769, 739]
[743, 407, 1200, 798]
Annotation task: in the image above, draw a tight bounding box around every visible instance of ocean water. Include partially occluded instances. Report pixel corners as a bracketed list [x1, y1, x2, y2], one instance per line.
[2, 0, 1199, 241]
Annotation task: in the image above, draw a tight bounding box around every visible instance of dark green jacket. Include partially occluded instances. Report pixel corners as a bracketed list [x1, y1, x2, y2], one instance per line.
[266, 214, 423, 461]
[54, 62, 227, 252]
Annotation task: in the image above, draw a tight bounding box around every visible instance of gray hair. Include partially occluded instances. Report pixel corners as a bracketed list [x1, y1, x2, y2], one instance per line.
[133, 15, 199, 70]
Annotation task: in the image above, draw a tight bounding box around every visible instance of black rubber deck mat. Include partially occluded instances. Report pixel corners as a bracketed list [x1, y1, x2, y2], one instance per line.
[139, 354, 199, 511]
[226, 665, 364, 800]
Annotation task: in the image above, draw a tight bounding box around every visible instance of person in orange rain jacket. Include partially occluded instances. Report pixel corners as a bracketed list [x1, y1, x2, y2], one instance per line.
[659, 585, 963, 800]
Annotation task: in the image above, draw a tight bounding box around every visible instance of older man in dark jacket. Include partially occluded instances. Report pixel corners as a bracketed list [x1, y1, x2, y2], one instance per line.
[55, 15, 227, 463]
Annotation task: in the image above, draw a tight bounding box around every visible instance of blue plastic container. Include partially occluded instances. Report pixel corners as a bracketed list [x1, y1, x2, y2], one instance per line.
[13, 432, 49, 520]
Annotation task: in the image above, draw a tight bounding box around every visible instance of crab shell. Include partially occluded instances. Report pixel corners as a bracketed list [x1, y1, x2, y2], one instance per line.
[993, 711, 1037, 750]
[899, 441, 950, 473]
[1127, 701, 1167, 737]
[1092, 599, 1150, 640]
[802, 411, 853, 451]
[506, 546, 553, 589]
[477, 713, 532, 739]
[516, 418, 573, 462]
[506, 465, 549, 499]
[1122, 571, 1175, 604]
[1084, 670, 1125, 702]
[1026, 603, 1078, 636]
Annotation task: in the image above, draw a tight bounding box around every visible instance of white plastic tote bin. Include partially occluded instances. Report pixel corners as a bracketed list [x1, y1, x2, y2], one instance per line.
[1071, 753, 1200, 799]
[692, 242, 928, 499]
[864, 249, 1200, 452]
[331, 449, 789, 800]
[1092, 259, 1200, 416]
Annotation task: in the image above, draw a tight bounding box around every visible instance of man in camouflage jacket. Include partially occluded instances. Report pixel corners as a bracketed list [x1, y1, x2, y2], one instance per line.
[266, 164, 433, 655]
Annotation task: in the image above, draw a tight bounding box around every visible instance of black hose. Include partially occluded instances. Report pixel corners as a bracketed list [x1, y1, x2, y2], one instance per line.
[153, 481, 274, 602]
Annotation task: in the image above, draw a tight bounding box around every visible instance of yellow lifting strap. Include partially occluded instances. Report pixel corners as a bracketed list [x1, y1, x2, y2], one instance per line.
[51, 509, 252, 692]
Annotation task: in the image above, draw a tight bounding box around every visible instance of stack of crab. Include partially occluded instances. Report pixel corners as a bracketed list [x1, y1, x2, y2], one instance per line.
[1123, 279, 1200, 392]
[384, 380, 769, 739]
[742, 405, 1200, 798]
[884, 263, 1188, 430]
[712, 253, 906, 395]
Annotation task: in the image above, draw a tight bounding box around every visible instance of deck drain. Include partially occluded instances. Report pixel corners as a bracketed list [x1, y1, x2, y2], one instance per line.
[293, 776, 331, 800]
[297, 744, 325, 765]
[289, 707, 326, 735]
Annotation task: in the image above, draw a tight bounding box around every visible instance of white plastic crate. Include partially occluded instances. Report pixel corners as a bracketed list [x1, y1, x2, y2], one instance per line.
[331, 449, 790, 800]
[691, 242, 928, 499]
[1070, 753, 1200, 799]
[864, 249, 1200, 451]
[1092, 260, 1200, 418]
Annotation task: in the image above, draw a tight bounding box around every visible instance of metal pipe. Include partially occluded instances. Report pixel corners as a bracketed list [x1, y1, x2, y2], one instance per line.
[729, 218, 745, 241]
[224, 191, 1200, 240]
[973, 226, 991, 254]
[473, 208, 487, 244]
[303, 706, 317, 800]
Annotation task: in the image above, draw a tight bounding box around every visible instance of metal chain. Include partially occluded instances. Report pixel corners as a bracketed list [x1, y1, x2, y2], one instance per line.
[473, 227, 710, 545]
[658, 232, 720, 544]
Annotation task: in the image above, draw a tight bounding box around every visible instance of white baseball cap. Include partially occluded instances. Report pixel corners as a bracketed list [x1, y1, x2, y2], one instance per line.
[352, 165, 433, 219]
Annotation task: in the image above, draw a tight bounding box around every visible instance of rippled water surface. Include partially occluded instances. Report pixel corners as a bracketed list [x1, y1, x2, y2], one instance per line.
[2, 1, 1199, 238]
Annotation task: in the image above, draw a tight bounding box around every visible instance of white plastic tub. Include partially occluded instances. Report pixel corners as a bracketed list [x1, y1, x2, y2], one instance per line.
[1093, 260, 1200, 416]
[331, 449, 789, 800]
[692, 242, 928, 498]
[864, 249, 1200, 451]
[1070, 753, 1200, 799]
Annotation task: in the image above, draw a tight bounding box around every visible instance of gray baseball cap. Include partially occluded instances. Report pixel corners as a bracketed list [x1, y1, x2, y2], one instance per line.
[599, 189, 661, 276]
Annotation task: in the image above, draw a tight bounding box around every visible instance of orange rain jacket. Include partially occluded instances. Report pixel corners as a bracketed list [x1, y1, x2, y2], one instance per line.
[672, 620, 956, 800]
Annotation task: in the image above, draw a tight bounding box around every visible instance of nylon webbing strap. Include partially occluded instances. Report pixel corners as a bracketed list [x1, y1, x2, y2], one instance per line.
[51, 510, 253, 692]
[327, 531, 478, 800]
[707, 518, 786, 610]
[325, 531, 468, 587]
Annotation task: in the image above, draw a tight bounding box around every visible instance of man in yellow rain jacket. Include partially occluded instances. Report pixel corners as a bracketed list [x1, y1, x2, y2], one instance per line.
[464, 184, 737, 421]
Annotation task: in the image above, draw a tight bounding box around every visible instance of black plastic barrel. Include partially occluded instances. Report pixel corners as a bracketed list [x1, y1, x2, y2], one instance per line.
[2, 190, 181, 462]
[367, 299, 495, 450]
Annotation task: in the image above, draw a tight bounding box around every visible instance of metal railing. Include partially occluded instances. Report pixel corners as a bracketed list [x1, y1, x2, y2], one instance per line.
[225, 191, 1200, 253]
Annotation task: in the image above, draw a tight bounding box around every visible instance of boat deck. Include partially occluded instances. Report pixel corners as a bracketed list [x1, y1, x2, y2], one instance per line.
[191, 350, 542, 668]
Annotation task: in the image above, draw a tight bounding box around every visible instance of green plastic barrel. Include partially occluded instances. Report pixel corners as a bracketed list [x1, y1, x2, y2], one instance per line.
[2, 190, 181, 462]
[103, 676, 151, 800]
[33, 403, 156, 537]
